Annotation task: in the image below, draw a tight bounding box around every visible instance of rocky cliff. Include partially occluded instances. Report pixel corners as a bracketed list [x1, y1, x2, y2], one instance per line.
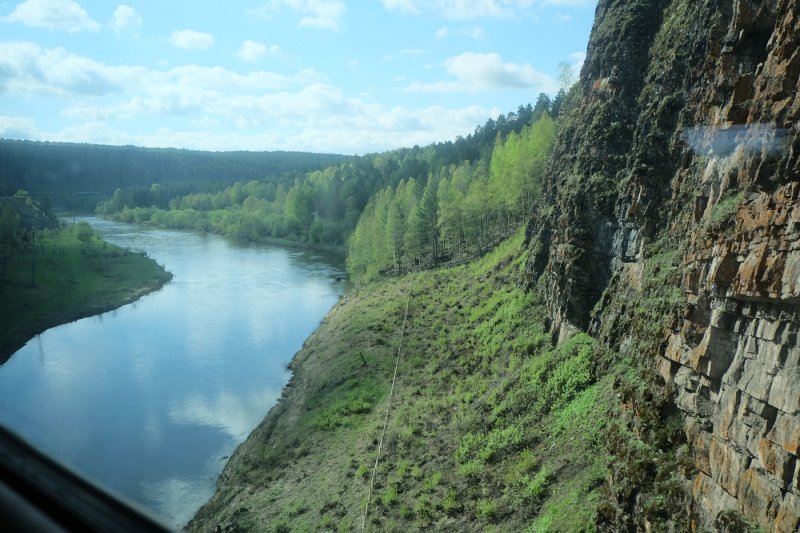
[527, 0, 800, 530]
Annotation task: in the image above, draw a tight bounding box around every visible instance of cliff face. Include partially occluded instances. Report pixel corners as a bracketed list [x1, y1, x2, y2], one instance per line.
[528, 0, 800, 530]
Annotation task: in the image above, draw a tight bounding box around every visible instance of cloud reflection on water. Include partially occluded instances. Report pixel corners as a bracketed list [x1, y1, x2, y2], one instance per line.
[0, 217, 344, 526]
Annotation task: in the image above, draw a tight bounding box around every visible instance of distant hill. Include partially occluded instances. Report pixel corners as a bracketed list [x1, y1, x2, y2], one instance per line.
[0, 140, 348, 209]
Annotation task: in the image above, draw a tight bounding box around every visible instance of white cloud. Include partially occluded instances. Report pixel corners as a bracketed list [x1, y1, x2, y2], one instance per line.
[0, 41, 317, 102]
[248, 0, 346, 31]
[0, 115, 39, 140]
[0, 42, 131, 96]
[435, 25, 485, 39]
[0, 42, 503, 154]
[379, 0, 419, 13]
[237, 40, 280, 62]
[381, 48, 428, 63]
[440, 0, 516, 19]
[383, 0, 595, 18]
[169, 29, 214, 51]
[110, 4, 141, 34]
[4, 0, 99, 32]
[459, 26, 486, 39]
[381, 0, 535, 19]
[17, 95, 501, 154]
[406, 52, 556, 93]
[543, 0, 596, 5]
[569, 50, 586, 78]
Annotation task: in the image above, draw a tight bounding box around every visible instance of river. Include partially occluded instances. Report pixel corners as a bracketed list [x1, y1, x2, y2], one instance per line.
[0, 217, 346, 527]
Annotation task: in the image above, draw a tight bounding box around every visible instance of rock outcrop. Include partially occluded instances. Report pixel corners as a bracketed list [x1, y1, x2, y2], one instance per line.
[527, 0, 800, 530]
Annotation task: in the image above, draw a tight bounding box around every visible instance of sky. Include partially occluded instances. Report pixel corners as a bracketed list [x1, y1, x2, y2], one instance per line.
[0, 0, 597, 155]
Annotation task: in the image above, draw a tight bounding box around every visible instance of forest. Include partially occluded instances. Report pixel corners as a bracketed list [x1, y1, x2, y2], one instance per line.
[97, 92, 565, 263]
[0, 140, 348, 210]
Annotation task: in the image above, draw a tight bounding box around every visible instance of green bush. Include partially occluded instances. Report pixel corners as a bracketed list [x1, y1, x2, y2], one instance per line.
[476, 499, 496, 521]
[380, 485, 398, 507]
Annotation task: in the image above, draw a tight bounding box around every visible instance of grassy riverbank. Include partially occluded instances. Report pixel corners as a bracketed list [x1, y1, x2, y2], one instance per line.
[0, 223, 172, 362]
[190, 230, 621, 531]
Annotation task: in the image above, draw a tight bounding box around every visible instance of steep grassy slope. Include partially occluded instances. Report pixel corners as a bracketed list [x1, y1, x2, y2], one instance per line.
[190, 230, 619, 531]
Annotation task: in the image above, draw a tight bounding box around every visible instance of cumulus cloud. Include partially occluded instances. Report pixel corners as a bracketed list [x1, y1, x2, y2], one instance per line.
[12, 93, 500, 154]
[0, 41, 316, 101]
[0, 42, 502, 153]
[14, 105, 499, 153]
[237, 40, 280, 62]
[249, 0, 346, 31]
[110, 4, 142, 34]
[169, 29, 214, 51]
[407, 52, 556, 93]
[4, 0, 99, 32]
[0, 42, 130, 96]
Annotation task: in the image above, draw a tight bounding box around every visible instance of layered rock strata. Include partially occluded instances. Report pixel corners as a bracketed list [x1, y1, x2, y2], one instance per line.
[528, 0, 800, 529]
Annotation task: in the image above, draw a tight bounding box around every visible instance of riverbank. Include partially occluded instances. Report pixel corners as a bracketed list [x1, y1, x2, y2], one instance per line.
[0, 225, 172, 362]
[99, 214, 348, 256]
[189, 230, 617, 531]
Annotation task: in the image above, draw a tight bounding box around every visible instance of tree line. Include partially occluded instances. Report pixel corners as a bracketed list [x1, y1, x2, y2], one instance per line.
[98, 94, 561, 252]
[0, 141, 348, 210]
[346, 115, 556, 283]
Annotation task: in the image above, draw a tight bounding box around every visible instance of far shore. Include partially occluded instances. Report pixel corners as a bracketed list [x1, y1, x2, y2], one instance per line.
[0, 273, 172, 364]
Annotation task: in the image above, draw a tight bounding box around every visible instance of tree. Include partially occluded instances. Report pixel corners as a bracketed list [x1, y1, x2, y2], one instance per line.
[532, 93, 551, 120]
[551, 89, 567, 118]
[385, 199, 405, 275]
[285, 184, 315, 236]
[1, 203, 20, 248]
[416, 176, 440, 266]
[0, 203, 20, 294]
[73, 221, 94, 246]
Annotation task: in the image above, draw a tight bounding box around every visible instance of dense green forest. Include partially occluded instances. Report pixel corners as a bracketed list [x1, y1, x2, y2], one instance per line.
[98, 94, 562, 255]
[347, 115, 555, 282]
[0, 140, 348, 210]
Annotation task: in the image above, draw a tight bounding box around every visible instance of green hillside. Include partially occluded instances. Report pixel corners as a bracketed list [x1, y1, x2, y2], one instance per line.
[189, 230, 620, 531]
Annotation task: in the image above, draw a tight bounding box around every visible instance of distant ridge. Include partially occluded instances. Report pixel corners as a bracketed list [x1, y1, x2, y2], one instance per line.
[0, 138, 349, 202]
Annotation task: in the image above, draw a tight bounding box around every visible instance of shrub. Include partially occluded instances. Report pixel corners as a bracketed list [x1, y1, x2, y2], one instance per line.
[380, 485, 398, 507]
[476, 499, 496, 521]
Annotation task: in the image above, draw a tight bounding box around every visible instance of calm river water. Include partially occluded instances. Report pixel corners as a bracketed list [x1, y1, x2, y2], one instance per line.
[0, 217, 346, 527]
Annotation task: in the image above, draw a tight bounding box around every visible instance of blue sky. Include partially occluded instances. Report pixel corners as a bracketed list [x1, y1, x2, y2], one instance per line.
[0, 0, 597, 154]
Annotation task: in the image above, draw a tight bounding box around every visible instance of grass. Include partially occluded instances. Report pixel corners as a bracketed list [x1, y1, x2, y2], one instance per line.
[709, 190, 744, 226]
[0, 223, 172, 360]
[189, 228, 618, 531]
